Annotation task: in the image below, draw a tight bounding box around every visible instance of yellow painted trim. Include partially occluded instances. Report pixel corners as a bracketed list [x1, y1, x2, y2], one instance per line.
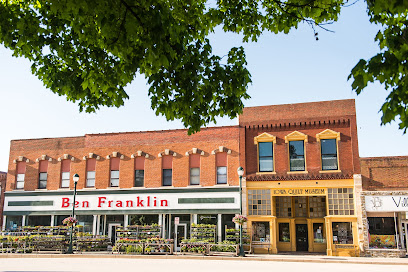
[256, 171, 276, 175]
[286, 171, 309, 174]
[254, 132, 277, 144]
[247, 179, 354, 189]
[284, 131, 308, 143]
[316, 129, 340, 141]
[319, 170, 341, 173]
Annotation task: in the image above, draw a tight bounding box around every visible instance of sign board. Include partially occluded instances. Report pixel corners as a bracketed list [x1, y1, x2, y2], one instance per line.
[174, 217, 180, 225]
[365, 195, 408, 212]
[271, 188, 326, 196]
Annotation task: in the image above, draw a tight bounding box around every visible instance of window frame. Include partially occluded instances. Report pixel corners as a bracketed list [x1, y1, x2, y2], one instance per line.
[61, 172, 70, 188]
[316, 129, 341, 173]
[16, 173, 25, 189]
[162, 168, 172, 186]
[285, 131, 308, 173]
[134, 169, 144, 187]
[86, 170, 96, 188]
[216, 166, 227, 184]
[38, 172, 48, 189]
[190, 167, 200, 185]
[254, 133, 276, 174]
[110, 170, 120, 187]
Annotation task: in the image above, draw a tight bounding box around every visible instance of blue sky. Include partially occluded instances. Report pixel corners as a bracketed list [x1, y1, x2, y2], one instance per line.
[0, 1, 406, 171]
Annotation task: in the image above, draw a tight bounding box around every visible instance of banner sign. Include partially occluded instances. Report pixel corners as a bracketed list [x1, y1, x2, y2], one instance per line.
[365, 195, 408, 212]
[271, 188, 326, 196]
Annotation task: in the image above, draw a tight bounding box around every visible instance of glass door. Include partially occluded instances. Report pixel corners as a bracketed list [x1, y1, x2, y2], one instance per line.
[108, 223, 121, 243]
[175, 223, 187, 252]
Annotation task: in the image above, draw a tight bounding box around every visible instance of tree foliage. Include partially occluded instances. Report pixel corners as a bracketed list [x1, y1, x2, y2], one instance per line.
[0, 1, 407, 133]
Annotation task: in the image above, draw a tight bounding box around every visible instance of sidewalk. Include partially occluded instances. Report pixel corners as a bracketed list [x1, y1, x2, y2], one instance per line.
[0, 252, 407, 265]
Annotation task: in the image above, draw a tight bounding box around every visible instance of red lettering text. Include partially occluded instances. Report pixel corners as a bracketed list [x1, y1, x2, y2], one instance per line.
[62, 198, 70, 208]
[82, 201, 89, 208]
[137, 197, 144, 207]
[161, 200, 168, 207]
[98, 197, 106, 207]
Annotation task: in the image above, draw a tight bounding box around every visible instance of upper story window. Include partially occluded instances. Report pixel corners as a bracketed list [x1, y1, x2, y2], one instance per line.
[216, 152, 227, 184]
[61, 159, 71, 188]
[86, 158, 96, 187]
[162, 155, 173, 186]
[189, 154, 200, 185]
[254, 133, 276, 173]
[316, 129, 340, 171]
[134, 156, 145, 187]
[285, 131, 308, 172]
[16, 161, 26, 189]
[38, 160, 48, 189]
[110, 157, 120, 187]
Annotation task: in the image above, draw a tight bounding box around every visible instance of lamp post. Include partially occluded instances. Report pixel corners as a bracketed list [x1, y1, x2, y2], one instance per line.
[237, 166, 245, 257]
[67, 173, 79, 254]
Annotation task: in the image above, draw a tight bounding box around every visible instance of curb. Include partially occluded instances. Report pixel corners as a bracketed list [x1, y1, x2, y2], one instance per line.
[0, 253, 407, 265]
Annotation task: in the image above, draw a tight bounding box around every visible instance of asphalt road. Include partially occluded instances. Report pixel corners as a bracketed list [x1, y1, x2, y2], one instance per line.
[0, 258, 406, 272]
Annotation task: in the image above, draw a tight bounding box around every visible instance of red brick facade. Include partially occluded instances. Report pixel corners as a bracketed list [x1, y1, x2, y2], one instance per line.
[239, 99, 360, 180]
[0, 171, 6, 227]
[6, 126, 240, 191]
[361, 156, 408, 191]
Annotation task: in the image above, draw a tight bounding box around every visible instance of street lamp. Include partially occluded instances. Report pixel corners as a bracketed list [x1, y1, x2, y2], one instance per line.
[237, 166, 245, 257]
[67, 173, 79, 254]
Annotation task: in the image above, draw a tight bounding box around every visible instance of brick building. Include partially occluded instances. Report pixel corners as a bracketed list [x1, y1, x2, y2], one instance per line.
[0, 171, 6, 228]
[360, 156, 408, 257]
[2, 126, 242, 245]
[239, 99, 363, 256]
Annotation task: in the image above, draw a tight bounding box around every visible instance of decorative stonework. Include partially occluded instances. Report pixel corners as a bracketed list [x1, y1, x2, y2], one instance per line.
[57, 154, 75, 162]
[106, 151, 125, 160]
[211, 146, 232, 155]
[35, 155, 53, 163]
[253, 132, 276, 144]
[131, 150, 149, 159]
[185, 148, 205, 156]
[316, 129, 341, 141]
[158, 149, 177, 158]
[12, 156, 29, 163]
[284, 131, 308, 143]
[82, 153, 101, 161]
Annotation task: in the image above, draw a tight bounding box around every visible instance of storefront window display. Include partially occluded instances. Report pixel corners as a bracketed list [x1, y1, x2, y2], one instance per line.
[27, 215, 51, 226]
[198, 214, 217, 225]
[76, 215, 93, 233]
[332, 222, 353, 244]
[279, 223, 290, 242]
[252, 222, 270, 242]
[313, 223, 325, 243]
[129, 214, 159, 225]
[368, 217, 397, 249]
[5, 216, 22, 230]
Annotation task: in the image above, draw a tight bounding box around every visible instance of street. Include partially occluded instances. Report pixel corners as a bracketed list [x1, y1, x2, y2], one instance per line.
[0, 258, 406, 272]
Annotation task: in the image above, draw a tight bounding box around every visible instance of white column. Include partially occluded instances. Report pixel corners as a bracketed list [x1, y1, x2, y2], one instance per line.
[2, 216, 6, 231]
[103, 215, 107, 235]
[158, 214, 163, 225]
[162, 214, 166, 239]
[50, 215, 55, 227]
[96, 215, 101, 236]
[217, 214, 222, 242]
[124, 215, 129, 228]
[22, 215, 26, 227]
[192, 214, 198, 224]
[92, 215, 97, 236]
[169, 214, 172, 239]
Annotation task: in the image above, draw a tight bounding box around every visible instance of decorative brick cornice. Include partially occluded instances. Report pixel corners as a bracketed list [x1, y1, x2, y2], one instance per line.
[246, 171, 353, 181]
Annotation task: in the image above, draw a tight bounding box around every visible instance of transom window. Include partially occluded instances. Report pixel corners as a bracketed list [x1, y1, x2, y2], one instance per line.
[248, 189, 271, 215]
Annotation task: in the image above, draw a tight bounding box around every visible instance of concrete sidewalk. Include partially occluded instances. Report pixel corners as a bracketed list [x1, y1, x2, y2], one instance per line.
[0, 252, 407, 265]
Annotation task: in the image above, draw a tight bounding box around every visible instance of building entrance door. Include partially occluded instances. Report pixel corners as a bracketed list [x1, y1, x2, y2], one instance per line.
[296, 224, 308, 251]
[108, 223, 121, 243]
[175, 223, 187, 252]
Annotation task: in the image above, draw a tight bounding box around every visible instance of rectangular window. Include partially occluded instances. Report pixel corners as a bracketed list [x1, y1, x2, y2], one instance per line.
[313, 223, 325, 243]
[86, 158, 96, 187]
[110, 157, 120, 187]
[276, 196, 292, 217]
[162, 169, 172, 186]
[309, 196, 327, 218]
[328, 188, 354, 216]
[39, 172, 48, 189]
[248, 189, 271, 215]
[16, 161, 26, 189]
[216, 166, 227, 184]
[61, 172, 70, 188]
[368, 217, 397, 249]
[252, 221, 270, 242]
[216, 152, 227, 184]
[61, 159, 70, 188]
[321, 139, 338, 170]
[162, 155, 173, 186]
[38, 160, 48, 189]
[190, 168, 200, 185]
[189, 154, 200, 185]
[289, 140, 305, 171]
[134, 156, 145, 187]
[259, 142, 273, 172]
[332, 222, 353, 244]
[134, 170, 144, 187]
[279, 223, 290, 242]
[86, 171, 95, 187]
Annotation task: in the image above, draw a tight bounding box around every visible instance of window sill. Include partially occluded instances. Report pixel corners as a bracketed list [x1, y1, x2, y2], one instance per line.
[35, 189, 48, 191]
[131, 187, 147, 189]
[286, 171, 308, 174]
[319, 170, 341, 173]
[57, 188, 70, 191]
[187, 184, 202, 187]
[79, 187, 97, 190]
[215, 183, 231, 186]
[256, 172, 276, 175]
